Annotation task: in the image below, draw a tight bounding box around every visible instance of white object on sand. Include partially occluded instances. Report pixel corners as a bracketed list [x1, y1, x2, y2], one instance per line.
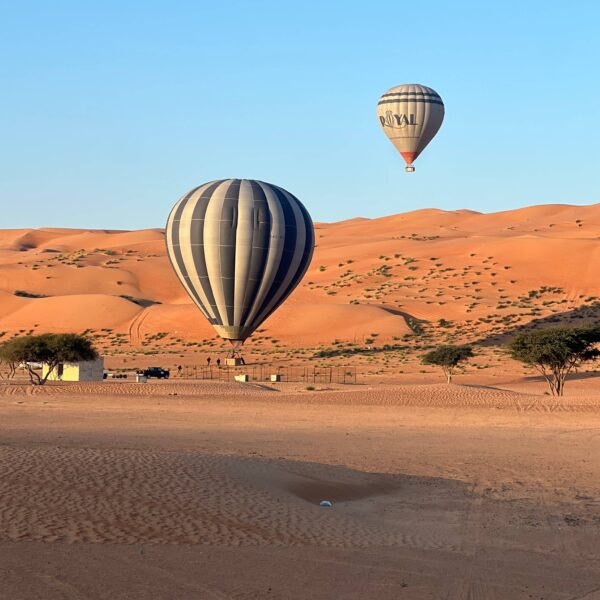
[319, 500, 333, 508]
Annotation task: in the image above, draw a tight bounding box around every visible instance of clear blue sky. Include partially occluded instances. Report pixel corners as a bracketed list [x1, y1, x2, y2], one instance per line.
[1, 0, 598, 228]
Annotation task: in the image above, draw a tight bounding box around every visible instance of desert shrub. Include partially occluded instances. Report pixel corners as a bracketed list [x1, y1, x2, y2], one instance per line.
[0, 333, 98, 385]
[421, 345, 474, 384]
[507, 326, 600, 396]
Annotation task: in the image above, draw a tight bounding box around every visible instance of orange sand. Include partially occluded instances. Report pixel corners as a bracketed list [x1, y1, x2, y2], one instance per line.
[2, 203, 600, 351]
[2, 204, 600, 596]
[1, 378, 600, 598]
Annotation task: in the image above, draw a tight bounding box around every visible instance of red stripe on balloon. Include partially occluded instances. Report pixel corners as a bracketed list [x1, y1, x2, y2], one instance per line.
[400, 151, 419, 165]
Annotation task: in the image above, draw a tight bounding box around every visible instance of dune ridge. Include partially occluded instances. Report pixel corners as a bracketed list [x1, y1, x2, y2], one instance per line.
[1, 202, 599, 351]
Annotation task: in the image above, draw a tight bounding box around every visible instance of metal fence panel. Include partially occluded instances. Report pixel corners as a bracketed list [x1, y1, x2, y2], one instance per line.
[175, 364, 357, 384]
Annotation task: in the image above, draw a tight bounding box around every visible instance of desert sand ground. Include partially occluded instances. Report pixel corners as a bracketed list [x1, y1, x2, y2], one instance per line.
[1, 377, 600, 599]
[2, 204, 600, 598]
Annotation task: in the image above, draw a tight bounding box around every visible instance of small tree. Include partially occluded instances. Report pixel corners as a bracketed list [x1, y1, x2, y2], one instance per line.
[508, 326, 600, 396]
[0, 333, 98, 385]
[0, 359, 17, 379]
[422, 345, 474, 383]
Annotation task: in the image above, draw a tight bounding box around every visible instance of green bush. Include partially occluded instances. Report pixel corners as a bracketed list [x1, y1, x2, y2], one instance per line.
[421, 345, 474, 383]
[0, 333, 98, 385]
[507, 326, 600, 396]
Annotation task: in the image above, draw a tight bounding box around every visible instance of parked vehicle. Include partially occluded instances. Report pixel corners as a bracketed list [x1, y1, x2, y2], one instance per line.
[136, 367, 170, 379]
[19, 361, 43, 370]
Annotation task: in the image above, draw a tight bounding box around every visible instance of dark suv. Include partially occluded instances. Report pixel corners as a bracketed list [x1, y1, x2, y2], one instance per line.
[137, 367, 170, 379]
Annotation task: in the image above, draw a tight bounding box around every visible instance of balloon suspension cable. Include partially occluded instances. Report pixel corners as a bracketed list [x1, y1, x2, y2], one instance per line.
[228, 339, 244, 360]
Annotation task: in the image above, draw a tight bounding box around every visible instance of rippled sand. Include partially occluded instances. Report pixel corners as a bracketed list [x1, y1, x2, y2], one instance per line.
[1, 379, 600, 599]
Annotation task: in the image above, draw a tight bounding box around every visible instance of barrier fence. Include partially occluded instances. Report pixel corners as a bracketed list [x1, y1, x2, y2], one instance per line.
[175, 364, 357, 384]
[0, 364, 358, 385]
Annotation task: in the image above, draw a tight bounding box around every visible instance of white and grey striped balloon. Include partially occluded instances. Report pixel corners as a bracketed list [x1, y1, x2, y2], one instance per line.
[377, 83, 444, 171]
[166, 179, 314, 343]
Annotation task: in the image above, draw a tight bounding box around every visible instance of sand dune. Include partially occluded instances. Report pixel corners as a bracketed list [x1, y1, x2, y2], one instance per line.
[1, 202, 600, 352]
[0, 294, 142, 332]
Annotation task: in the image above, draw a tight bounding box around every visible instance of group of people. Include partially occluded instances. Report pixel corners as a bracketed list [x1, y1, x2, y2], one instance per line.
[205, 356, 246, 366]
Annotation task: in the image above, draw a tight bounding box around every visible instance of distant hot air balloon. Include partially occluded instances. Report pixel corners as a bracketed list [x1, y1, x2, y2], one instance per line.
[165, 179, 314, 356]
[377, 84, 444, 172]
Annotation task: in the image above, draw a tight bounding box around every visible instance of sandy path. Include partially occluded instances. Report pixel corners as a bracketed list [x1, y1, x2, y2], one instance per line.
[1, 381, 600, 599]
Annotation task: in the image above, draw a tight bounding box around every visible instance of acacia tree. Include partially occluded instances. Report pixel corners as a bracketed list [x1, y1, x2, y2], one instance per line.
[421, 345, 474, 384]
[508, 326, 600, 397]
[0, 333, 98, 385]
[0, 359, 17, 379]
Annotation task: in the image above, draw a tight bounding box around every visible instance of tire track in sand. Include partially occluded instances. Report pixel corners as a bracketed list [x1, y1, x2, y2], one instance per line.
[128, 307, 152, 346]
[443, 480, 499, 600]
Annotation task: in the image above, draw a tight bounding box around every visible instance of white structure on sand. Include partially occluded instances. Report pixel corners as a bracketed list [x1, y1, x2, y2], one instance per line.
[42, 357, 105, 382]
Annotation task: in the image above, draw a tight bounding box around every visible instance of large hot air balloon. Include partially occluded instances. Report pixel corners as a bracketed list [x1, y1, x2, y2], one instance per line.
[377, 84, 444, 172]
[165, 179, 314, 356]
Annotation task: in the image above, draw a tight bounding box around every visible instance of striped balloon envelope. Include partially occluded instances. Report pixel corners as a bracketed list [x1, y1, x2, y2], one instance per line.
[377, 83, 444, 172]
[165, 179, 314, 346]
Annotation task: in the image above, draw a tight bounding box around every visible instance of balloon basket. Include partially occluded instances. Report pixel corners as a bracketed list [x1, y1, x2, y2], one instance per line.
[226, 342, 245, 366]
[226, 357, 244, 366]
[405, 165, 415, 173]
